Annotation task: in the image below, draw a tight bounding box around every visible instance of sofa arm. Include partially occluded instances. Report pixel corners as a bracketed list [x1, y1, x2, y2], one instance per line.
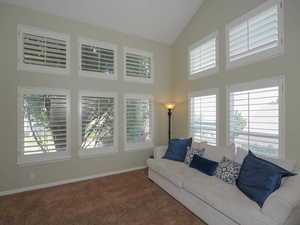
[153, 145, 167, 159]
[262, 170, 300, 224]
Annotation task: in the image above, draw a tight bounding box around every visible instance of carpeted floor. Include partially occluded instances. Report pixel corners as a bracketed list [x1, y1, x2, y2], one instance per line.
[0, 169, 207, 225]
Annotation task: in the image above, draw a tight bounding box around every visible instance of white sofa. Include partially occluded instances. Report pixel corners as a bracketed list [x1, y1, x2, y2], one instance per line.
[147, 144, 300, 225]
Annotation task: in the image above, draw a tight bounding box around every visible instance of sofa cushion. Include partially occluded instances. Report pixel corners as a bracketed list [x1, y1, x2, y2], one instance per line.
[190, 155, 219, 176]
[236, 151, 296, 208]
[184, 147, 205, 165]
[203, 144, 235, 162]
[183, 171, 275, 225]
[235, 147, 297, 172]
[215, 156, 241, 185]
[147, 159, 186, 187]
[262, 170, 300, 224]
[163, 138, 192, 162]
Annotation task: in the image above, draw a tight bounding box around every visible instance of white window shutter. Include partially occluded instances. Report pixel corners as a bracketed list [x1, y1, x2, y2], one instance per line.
[189, 34, 217, 77]
[189, 91, 217, 146]
[18, 25, 70, 74]
[80, 94, 115, 151]
[229, 80, 283, 158]
[125, 48, 153, 82]
[125, 96, 153, 149]
[79, 39, 117, 79]
[227, 0, 283, 66]
[18, 87, 71, 165]
[23, 33, 67, 68]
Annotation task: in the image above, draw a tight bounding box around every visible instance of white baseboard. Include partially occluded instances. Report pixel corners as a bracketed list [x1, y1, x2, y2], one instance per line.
[0, 166, 147, 196]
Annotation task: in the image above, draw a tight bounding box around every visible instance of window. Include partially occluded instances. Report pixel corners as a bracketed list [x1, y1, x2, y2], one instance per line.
[79, 38, 117, 79]
[189, 32, 218, 79]
[124, 48, 153, 83]
[124, 95, 153, 150]
[226, 0, 284, 68]
[17, 87, 71, 165]
[227, 77, 285, 158]
[79, 91, 118, 157]
[188, 89, 218, 146]
[17, 25, 70, 74]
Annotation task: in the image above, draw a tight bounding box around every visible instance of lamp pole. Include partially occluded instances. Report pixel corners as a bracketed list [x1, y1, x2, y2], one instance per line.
[168, 108, 172, 140]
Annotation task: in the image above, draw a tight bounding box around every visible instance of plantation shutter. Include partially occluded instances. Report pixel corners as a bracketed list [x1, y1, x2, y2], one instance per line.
[81, 95, 114, 150]
[22, 33, 67, 69]
[229, 2, 281, 62]
[23, 93, 68, 155]
[125, 51, 152, 79]
[126, 97, 152, 144]
[190, 37, 216, 75]
[229, 86, 280, 158]
[189, 94, 217, 146]
[81, 44, 115, 75]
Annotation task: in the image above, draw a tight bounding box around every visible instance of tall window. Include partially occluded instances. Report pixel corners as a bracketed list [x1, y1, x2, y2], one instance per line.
[17, 25, 70, 74]
[17, 87, 71, 165]
[189, 89, 218, 146]
[189, 32, 218, 79]
[226, 0, 284, 68]
[79, 91, 117, 157]
[228, 77, 284, 158]
[125, 95, 153, 150]
[124, 48, 153, 83]
[79, 38, 117, 80]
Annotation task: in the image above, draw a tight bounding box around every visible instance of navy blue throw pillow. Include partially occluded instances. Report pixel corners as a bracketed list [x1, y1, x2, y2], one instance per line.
[236, 151, 297, 208]
[190, 155, 219, 176]
[163, 138, 192, 162]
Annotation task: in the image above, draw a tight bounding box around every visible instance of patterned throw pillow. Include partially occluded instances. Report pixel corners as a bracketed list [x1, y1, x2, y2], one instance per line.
[215, 157, 241, 184]
[184, 147, 205, 165]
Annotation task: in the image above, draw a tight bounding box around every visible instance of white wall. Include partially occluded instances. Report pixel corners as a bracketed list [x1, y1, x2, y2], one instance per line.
[0, 3, 172, 192]
[171, 0, 300, 166]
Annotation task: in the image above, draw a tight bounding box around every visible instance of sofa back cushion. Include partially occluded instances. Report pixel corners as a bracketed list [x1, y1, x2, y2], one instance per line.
[202, 143, 235, 162]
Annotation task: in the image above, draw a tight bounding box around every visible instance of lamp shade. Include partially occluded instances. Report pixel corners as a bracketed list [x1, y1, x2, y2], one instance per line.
[165, 103, 175, 110]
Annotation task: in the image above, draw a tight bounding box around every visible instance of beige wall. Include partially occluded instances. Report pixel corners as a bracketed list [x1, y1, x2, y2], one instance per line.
[171, 0, 300, 166]
[0, 3, 172, 192]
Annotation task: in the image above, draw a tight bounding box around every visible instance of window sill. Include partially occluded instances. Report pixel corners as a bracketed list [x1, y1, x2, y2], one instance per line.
[79, 71, 117, 80]
[78, 149, 118, 159]
[189, 67, 219, 80]
[17, 154, 71, 167]
[125, 142, 154, 152]
[124, 76, 154, 84]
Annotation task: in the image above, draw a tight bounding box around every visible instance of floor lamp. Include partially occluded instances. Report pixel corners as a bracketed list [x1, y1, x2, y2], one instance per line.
[165, 103, 176, 140]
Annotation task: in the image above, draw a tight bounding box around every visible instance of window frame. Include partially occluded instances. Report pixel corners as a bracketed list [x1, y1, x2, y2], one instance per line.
[123, 47, 154, 84]
[78, 90, 118, 158]
[226, 76, 285, 159]
[78, 38, 118, 80]
[124, 94, 154, 151]
[17, 86, 71, 166]
[17, 24, 71, 75]
[188, 88, 219, 146]
[225, 0, 284, 69]
[188, 31, 219, 80]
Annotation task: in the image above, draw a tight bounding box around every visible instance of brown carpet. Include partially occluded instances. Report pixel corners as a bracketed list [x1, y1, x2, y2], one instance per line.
[0, 169, 207, 225]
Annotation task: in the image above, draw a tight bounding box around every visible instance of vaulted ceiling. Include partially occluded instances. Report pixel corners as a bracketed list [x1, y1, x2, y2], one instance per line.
[0, 0, 204, 45]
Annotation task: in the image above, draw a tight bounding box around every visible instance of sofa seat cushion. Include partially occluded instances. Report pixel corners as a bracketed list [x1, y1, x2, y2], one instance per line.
[147, 159, 186, 187]
[183, 169, 276, 225]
